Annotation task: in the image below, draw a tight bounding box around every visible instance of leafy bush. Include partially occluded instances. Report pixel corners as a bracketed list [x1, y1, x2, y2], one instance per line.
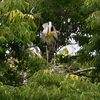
[0, 57, 47, 86]
[0, 70, 100, 100]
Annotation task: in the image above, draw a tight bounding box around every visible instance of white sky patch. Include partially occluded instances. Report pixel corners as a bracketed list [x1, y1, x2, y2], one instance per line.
[66, 44, 80, 55]
[6, 50, 9, 53]
[57, 39, 81, 55]
[1, 0, 4, 2]
[68, 18, 71, 23]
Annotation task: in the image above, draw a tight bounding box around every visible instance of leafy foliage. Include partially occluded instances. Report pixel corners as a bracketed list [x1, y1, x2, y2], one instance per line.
[0, 0, 42, 86]
[1, 0, 100, 99]
[0, 56, 47, 86]
[0, 70, 100, 100]
[77, 0, 100, 68]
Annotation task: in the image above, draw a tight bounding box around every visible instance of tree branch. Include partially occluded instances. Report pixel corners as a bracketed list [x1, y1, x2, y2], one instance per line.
[57, 5, 72, 31]
[78, 73, 100, 78]
[58, 22, 79, 46]
[69, 67, 97, 74]
[68, 67, 100, 78]
[51, 65, 100, 78]
[53, 12, 60, 24]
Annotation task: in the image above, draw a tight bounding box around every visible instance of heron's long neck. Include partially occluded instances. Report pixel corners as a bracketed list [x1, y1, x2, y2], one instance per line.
[49, 27, 51, 32]
[49, 22, 52, 32]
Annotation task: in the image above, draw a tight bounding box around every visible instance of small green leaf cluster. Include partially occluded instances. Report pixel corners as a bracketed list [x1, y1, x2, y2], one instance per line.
[59, 48, 69, 58]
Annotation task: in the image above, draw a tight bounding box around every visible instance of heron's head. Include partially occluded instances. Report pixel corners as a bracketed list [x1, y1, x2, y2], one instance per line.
[27, 46, 42, 59]
[48, 21, 52, 32]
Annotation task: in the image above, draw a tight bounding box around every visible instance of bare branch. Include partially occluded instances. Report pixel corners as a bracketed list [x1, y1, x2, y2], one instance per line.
[69, 67, 97, 74]
[58, 22, 79, 46]
[53, 12, 60, 24]
[35, 17, 41, 33]
[78, 74, 100, 78]
[57, 5, 72, 31]
[68, 67, 100, 78]
[51, 65, 100, 78]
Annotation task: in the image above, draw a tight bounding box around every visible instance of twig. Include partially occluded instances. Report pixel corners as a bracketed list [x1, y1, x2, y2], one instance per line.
[46, 45, 48, 65]
[53, 12, 60, 24]
[69, 67, 97, 74]
[67, 67, 100, 78]
[35, 17, 43, 33]
[78, 74, 100, 78]
[57, 5, 72, 31]
[58, 23, 80, 46]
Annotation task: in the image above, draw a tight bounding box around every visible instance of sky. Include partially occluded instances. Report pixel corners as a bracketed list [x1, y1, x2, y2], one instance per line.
[58, 39, 81, 55]
[65, 44, 80, 55]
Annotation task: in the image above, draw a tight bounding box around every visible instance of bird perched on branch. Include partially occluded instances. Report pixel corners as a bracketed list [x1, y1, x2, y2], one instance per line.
[26, 42, 42, 59]
[41, 21, 61, 52]
[40, 21, 61, 64]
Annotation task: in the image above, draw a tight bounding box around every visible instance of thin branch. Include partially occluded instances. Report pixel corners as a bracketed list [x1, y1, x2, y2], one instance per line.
[58, 23, 80, 46]
[78, 74, 100, 78]
[57, 5, 72, 31]
[68, 67, 100, 78]
[56, 46, 63, 53]
[69, 67, 97, 74]
[51, 65, 100, 78]
[53, 12, 60, 24]
[35, 17, 41, 33]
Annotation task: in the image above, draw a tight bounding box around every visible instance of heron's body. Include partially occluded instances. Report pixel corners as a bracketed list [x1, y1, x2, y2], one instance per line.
[40, 21, 61, 65]
[41, 21, 59, 51]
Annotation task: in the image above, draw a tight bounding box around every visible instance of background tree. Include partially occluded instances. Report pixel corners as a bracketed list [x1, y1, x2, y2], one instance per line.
[1, 0, 100, 99]
[0, 0, 46, 86]
[77, 0, 100, 81]
[31, 0, 90, 59]
[1, 0, 100, 86]
[31, 0, 100, 79]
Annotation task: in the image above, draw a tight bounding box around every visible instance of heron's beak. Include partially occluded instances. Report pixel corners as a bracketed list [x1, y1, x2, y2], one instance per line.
[35, 52, 42, 59]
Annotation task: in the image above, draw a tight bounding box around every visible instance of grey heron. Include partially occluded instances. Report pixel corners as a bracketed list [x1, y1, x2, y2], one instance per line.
[26, 42, 42, 59]
[40, 21, 61, 64]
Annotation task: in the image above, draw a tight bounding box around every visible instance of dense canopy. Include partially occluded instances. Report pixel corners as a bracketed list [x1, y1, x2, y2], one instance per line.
[0, 0, 100, 99]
